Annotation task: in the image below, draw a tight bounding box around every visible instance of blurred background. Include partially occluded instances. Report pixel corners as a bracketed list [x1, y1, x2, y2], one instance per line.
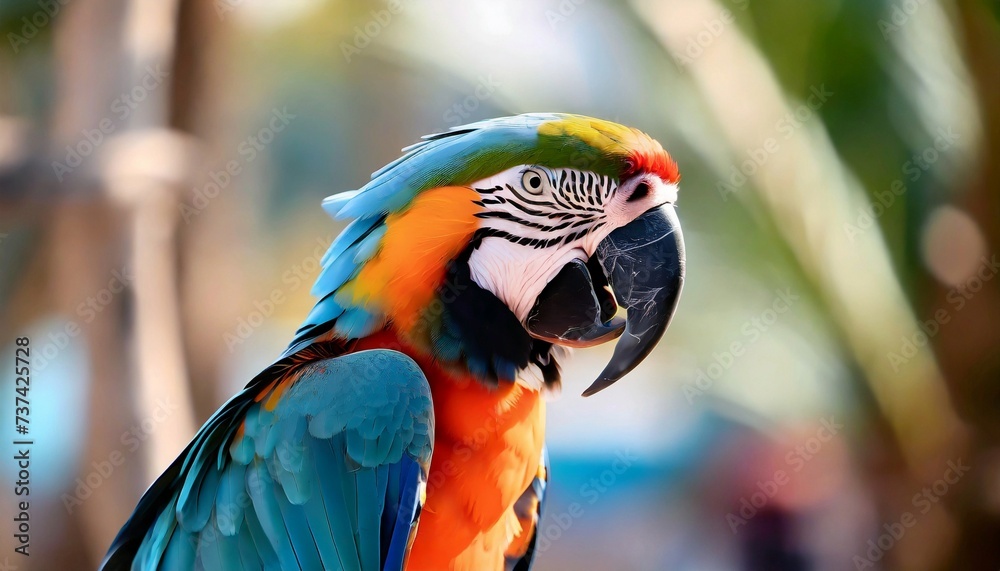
[1, 0, 998, 569]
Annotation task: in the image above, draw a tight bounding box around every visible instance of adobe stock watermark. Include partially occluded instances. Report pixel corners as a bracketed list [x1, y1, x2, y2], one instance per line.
[424, 400, 536, 498]
[189, 440, 306, 552]
[6, 0, 70, 54]
[672, 0, 750, 67]
[727, 417, 843, 533]
[877, 0, 931, 40]
[443, 76, 502, 126]
[179, 106, 296, 223]
[545, 0, 587, 29]
[717, 84, 834, 202]
[223, 235, 332, 352]
[33, 267, 135, 372]
[213, 0, 250, 20]
[683, 288, 800, 403]
[887, 255, 999, 371]
[340, 0, 408, 63]
[843, 127, 959, 242]
[51, 65, 170, 181]
[61, 397, 179, 513]
[534, 450, 638, 552]
[852, 459, 970, 569]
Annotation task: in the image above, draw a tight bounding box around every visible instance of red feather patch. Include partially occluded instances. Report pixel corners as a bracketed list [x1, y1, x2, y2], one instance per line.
[624, 137, 680, 184]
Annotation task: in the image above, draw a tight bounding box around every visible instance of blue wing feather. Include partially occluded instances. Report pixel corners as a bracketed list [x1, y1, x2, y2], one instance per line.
[383, 457, 422, 571]
[316, 435, 364, 570]
[243, 506, 281, 570]
[234, 524, 259, 570]
[103, 350, 433, 571]
[334, 306, 382, 339]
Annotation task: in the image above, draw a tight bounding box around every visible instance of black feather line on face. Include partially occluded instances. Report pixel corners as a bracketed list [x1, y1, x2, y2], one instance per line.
[432, 240, 561, 390]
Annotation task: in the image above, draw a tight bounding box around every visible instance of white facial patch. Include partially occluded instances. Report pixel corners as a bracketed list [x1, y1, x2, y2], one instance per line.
[464, 166, 615, 321]
[468, 239, 589, 322]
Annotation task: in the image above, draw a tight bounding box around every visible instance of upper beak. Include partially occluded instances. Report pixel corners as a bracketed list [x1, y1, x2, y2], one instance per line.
[585, 204, 685, 395]
[525, 204, 685, 395]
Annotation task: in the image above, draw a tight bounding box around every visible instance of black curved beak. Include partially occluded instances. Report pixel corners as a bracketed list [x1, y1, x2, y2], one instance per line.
[585, 204, 685, 395]
[525, 204, 685, 395]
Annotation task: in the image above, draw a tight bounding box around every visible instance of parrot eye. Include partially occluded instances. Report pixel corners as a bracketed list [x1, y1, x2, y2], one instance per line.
[520, 169, 548, 195]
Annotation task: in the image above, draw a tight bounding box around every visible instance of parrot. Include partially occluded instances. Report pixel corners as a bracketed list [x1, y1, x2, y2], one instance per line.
[101, 113, 686, 571]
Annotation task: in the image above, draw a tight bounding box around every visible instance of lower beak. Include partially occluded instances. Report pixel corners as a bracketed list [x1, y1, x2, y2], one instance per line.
[525, 204, 685, 395]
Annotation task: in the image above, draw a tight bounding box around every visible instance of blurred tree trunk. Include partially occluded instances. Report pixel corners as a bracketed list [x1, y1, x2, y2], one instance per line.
[47, 0, 202, 565]
[47, 1, 141, 565]
[930, 2, 1000, 569]
[169, 0, 252, 423]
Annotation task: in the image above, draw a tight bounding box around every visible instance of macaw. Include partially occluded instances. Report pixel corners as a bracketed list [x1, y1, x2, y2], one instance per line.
[102, 113, 685, 571]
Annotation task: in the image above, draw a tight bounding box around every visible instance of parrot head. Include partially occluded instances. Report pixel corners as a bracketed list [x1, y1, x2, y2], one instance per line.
[296, 113, 685, 396]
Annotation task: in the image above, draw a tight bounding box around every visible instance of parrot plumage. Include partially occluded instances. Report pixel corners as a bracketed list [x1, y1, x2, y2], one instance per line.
[102, 113, 685, 571]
